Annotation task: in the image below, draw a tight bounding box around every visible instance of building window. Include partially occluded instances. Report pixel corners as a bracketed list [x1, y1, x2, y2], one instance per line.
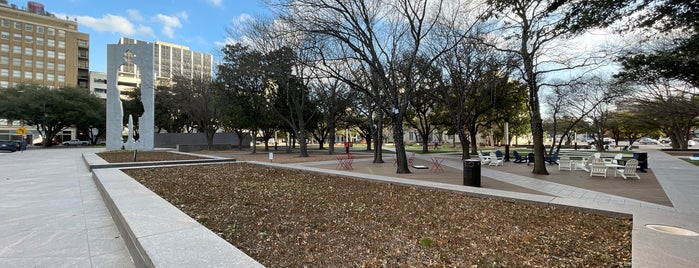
[36, 61, 43, 69]
[36, 49, 44, 57]
[58, 30, 65, 38]
[24, 71, 32, 79]
[0, 56, 7, 64]
[24, 59, 32, 67]
[48, 39, 55, 47]
[58, 75, 65, 82]
[36, 73, 43, 80]
[1, 19, 9, 27]
[12, 70, 20, 78]
[25, 36, 32, 43]
[47, 28, 55, 35]
[25, 23, 33, 32]
[1, 31, 8, 39]
[24, 47, 32, 55]
[0, 81, 7, 88]
[13, 33, 21, 41]
[14, 22, 21, 30]
[0, 44, 8, 52]
[78, 40, 88, 48]
[47, 73, 54, 81]
[36, 37, 43, 45]
[58, 41, 65, 49]
[58, 52, 65, 60]
[47, 51, 54, 58]
[37, 26, 44, 33]
[57, 63, 65, 71]
[47, 62, 54, 70]
[13, 46, 20, 54]
[0, 69, 8, 76]
[12, 58, 20, 66]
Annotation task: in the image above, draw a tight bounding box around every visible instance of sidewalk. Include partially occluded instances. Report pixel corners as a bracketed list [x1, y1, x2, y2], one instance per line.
[0, 148, 134, 267]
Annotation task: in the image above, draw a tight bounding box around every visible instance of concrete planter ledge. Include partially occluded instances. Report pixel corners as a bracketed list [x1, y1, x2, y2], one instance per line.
[92, 168, 263, 268]
[82, 152, 236, 171]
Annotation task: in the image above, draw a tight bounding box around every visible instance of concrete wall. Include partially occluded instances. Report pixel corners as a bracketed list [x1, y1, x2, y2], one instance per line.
[155, 133, 251, 149]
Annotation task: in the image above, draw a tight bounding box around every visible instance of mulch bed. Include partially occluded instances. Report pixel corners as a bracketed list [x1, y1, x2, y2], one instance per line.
[96, 151, 205, 163]
[123, 162, 632, 267]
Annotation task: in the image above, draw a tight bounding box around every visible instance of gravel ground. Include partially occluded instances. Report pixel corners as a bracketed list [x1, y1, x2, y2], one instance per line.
[111, 151, 632, 267]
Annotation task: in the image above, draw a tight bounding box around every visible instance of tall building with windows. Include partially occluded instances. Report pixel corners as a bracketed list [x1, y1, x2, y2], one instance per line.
[114, 37, 213, 97]
[0, 1, 90, 89]
[0, 1, 90, 143]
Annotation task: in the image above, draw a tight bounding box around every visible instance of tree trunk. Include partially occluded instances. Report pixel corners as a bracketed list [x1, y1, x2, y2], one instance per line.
[373, 109, 384, 163]
[393, 114, 410, 174]
[458, 128, 471, 160]
[328, 119, 336, 155]
[421, 132, 430, 153]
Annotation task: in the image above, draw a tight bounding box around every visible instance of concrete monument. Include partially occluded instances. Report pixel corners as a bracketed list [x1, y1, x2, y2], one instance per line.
[106, 43, 155, 150]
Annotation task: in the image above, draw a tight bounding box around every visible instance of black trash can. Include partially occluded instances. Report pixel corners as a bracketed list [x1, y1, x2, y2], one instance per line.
[633, 152, 648, 172]
[463, 159, 481, 187]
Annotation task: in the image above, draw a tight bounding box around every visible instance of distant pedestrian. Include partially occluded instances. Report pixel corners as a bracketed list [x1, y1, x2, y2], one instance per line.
[21, 140, 27, 152]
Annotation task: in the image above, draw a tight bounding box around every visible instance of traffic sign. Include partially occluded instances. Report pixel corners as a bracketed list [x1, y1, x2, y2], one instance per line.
[16, 126, 27, 135]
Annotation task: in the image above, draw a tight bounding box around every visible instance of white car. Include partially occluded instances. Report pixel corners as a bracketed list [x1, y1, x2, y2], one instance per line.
[62, 139, 88, 146]
[639, 138, 659, 145]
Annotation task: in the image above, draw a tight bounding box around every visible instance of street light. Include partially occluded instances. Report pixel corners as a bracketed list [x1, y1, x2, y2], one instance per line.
[504, 121, 510, 162]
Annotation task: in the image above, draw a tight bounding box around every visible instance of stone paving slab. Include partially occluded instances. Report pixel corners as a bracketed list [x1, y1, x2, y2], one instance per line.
[0, 148, 134, 268]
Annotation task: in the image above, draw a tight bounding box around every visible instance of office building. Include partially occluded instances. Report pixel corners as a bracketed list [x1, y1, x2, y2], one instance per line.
[0, 0, 89, 143]
[0, 0, 90, 89]
[114, 37, 213, 97]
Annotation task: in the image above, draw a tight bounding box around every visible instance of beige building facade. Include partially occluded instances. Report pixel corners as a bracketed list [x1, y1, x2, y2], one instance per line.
[0, 1, 89, 89]
[0, 1, 89, 143]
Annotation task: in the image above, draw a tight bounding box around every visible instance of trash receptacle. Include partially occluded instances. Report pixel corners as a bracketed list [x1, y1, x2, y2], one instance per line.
[463, 159, 481, 187]
[633, 152, 648, 172]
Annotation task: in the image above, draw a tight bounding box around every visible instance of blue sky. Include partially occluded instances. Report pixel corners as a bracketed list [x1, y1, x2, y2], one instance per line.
[26, 0, 269, 72]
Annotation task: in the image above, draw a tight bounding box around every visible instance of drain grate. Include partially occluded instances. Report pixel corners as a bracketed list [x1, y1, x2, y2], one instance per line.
[645, 224, 699, 236]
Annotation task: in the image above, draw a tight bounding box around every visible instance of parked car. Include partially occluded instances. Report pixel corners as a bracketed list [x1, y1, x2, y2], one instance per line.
[0, 140, 17, 152]
[62, 139, 89, 146]
[639, 137, 660, 145]
[586, 137, 615, 145]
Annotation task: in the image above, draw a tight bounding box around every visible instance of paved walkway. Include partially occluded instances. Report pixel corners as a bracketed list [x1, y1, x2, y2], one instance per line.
[1, 147, 698, 267]
[0, 148, 134, 268]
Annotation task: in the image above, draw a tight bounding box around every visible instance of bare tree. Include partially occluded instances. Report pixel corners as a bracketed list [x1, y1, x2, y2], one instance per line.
[310, 76, 356, 154]
[486, 0, 610, 174]
[274, 0, 467, 173]
[169, 74, 221, 150]
[543, 76, 629, 155]
[631, 79, 699, 149]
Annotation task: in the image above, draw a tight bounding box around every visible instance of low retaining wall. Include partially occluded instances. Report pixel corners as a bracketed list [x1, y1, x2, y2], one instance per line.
[92, 168, 263, 268]
[176, 144, 233, 152]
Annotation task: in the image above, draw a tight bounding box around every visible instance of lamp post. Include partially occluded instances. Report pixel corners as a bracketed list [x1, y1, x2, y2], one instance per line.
[504, 121, 510, 162]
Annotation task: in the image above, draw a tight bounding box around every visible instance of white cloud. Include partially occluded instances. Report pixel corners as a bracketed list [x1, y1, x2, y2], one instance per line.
[154, 13, 184, 39]
[232, 13, 253, 27]
[66, 13, 153, 36]
[207, 0, 223, 7]
[126, 9, 143, 21]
